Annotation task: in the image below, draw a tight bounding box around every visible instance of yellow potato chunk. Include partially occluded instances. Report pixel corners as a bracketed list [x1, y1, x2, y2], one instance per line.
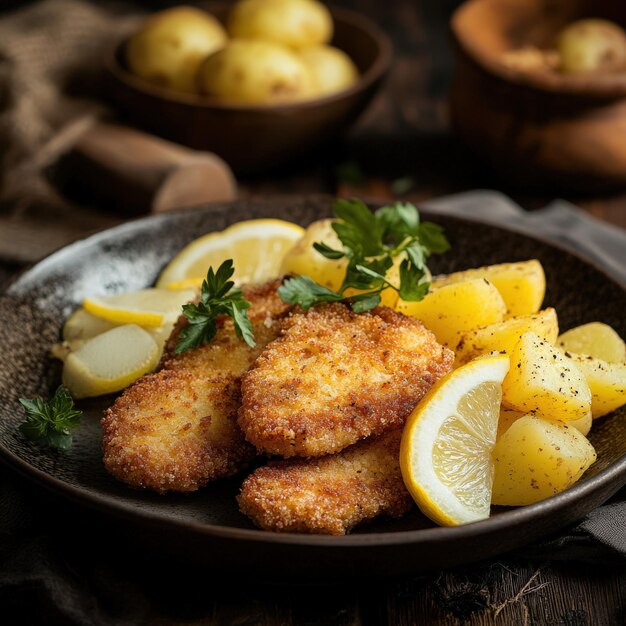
[456, 308, 558, 364]
[497, 407, 592, 438]
[502, 332, 591, 422]
[299, 45, 359, 96]
[198, 39, 316, 104]
[279, 218, 404, 308]
[564, 353, 626, 418]
[492, 415, 596, 506]
[432, 260, 545, 318]
[228, 0, 333, 49]
[280, 219, 346, 290]
[126, 6, 227, 93]
[558, 322, 626, 363]
[396, 278, 506, 348]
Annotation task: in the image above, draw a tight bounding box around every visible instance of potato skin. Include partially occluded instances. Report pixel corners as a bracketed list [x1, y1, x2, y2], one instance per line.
[299, 45, 358, 96]
[492, 415, 596, 506]
[557, 19, 626, 74]
[126, 6, 227, 93]
[197, 39, 316, 103]
[228, 0, 332, 49]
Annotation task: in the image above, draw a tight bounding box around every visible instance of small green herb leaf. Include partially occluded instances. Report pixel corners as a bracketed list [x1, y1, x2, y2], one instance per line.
[278, 276, 344, 310]
[19, 385, 82, 450]
[278, 198, 449, 311]
[313, 242, 345, 260]
[176, 260, 255, 353]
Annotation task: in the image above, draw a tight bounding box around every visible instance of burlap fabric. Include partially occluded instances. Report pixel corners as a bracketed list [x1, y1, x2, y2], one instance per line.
[0, 0, 139, 220]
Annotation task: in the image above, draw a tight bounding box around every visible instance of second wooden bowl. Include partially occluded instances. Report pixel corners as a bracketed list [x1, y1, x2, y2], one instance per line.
[450, 0, 626, 193]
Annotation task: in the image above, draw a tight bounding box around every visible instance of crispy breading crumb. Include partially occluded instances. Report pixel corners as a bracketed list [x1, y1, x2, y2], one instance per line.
[239, 303, 454, 458]
[238, 430, 413, 535]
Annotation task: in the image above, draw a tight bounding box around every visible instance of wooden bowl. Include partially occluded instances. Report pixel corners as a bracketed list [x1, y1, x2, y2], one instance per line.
[106, 6, 391, 175]
[450, 0, 626, 192]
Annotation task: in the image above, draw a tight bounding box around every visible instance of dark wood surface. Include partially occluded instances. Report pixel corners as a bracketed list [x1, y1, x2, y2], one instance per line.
[0, 1, 625, 625]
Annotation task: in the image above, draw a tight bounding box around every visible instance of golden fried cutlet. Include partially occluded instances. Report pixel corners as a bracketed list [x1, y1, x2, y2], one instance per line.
[102, 369, 255, 493]
[102, 279, 291, 494]
[238, 303, 454, 458]
[237, 429, 413, 535]
[160, 278, 291, 374]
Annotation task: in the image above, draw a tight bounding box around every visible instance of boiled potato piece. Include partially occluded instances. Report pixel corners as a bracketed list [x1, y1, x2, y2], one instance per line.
[63, 325, 159, 399]
[497, 407, 526, 439]
[279, 218, 403, 307]
[197, 39, 316, 103]
[280, 219, 346, 290]
[63, 307, 118, 342]
[299, 45, 358, 96]
[126, 6, 227, 93]
[502, 332, 591, 422]
[396, 278, 506, 348]
[228, 0, 332, 49]
[498, 407, 592, 438]
[558, 322, 626, 363]
[432, 260, 545, 318]
[492, 415, 596, 506]
[456, 308, 558, 364]
[564, 353, 626, 418]
[557, 19, 626, 74]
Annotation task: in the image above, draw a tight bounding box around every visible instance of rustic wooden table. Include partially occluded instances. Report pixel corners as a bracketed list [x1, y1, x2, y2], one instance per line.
[0, 1, 625, 624]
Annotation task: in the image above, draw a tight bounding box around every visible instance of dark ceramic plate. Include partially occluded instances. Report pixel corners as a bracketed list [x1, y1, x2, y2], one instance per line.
[0, 196, 625, 578]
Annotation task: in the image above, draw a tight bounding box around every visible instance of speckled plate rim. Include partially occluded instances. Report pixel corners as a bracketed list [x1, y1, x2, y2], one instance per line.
[1, 201, 625, 550]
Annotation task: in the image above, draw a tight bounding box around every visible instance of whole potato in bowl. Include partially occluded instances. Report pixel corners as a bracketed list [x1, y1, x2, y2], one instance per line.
[197, 39, 317, 104]
[228, 0, 332, 49]
[299, 44, 359, 96]
[557, 19, 626, 74]
[126, 6, 227, 93]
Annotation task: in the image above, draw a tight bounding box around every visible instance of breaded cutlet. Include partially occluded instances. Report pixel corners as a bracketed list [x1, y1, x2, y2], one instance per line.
[238, 303, 454, 458]
[101, 278, 291, 493]
[238, 429, 413, 535]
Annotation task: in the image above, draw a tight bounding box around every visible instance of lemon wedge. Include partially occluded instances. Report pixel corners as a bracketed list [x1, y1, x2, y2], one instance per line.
[400, 353, 510, 526]
[83, 288, 195, 328]
[156, 219, 305, 289]
[62, 324, 159, 398]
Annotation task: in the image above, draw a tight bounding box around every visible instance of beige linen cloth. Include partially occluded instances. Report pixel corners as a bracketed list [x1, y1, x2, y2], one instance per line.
[0, 0, 140, 262]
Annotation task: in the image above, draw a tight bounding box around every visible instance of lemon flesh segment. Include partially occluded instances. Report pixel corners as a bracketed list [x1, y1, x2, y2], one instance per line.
[83, 288, 195, 328]
[62, 324, 159, 398]
[400, 354, 510, 526]
[557, 322, 626, 363]
[156, 219, 305, 289]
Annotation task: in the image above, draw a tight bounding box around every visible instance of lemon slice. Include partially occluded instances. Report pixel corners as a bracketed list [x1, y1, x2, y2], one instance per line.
[156, 219, 305, 289]
[400, 353, 510, 526]
[62, 324, 159, 398]
[83, 288, 195, 328]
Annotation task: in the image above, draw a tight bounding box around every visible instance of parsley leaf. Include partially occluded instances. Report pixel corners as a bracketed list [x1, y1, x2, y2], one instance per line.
[175, 260, 255, 353]
[278, 198, 450, 311]
[19, 385, 82, 450]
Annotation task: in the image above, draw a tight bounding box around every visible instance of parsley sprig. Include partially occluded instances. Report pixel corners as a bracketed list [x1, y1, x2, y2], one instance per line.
[19, 385, 83, 450]
[175, 259, 254, 354]
[278, 199, 449, 312]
